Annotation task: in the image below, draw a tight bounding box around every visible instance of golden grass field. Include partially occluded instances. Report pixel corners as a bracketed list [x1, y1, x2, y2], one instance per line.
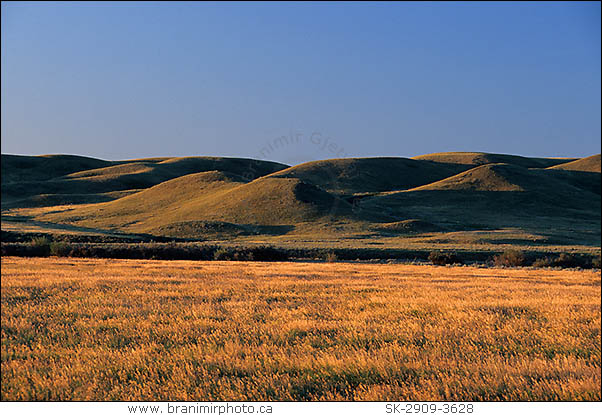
[1, 256, 600, 401]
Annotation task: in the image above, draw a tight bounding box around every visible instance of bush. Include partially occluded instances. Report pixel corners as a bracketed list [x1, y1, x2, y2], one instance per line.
[30, 236, 50, 246]
[553, 253, 581, 268]
[50, 241, 71, 257]
[213, 247, 230, 260]
[250, 246, 289, 262]
[532, 256, 554, 268]
[233, 251, 254, 261]
[428, 251, 462, 266]
[324, 252, 338, 263]
[29, 236, 51, 256]
[493, 249, 526, 267]
[213, 247, 255, 261]
[212, 246, 286, 261]
[532, 253, 595, 269]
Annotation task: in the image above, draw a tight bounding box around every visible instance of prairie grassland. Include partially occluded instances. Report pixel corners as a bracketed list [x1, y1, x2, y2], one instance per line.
[1, 257, 600, 401]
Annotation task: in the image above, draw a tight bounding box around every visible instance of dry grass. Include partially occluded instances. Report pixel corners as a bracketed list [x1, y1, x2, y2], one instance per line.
[3, 153, 599, 254]
[549, 154, 601, 173]
[412, 152, 574, 169]
[1, 257, 600, 401]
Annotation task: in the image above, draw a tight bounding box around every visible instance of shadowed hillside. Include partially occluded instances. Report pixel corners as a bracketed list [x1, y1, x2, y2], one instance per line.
[1, 152, 600, 252]
[408, 163, 600, 195]
[1, 154, 113, 183]
[413, 152, 575, 169]
[266, 157, 468, 195]
[357, 161, 600, 246]
[409, 163, 525, 192]
[1, 155, 288, 208]
[40, 174, 359, 236]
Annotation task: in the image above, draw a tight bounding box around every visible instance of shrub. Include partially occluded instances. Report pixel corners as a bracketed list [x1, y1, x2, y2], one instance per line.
[212, 246, 286, 261]
[428, 251, 462, 266]
[533, 253, 594, 269]
[71, 245, 93, 258]
[29, 236, 51, 256]
[250, 246, 289, 262]
[553, 253, 581, 268]
[493, 249, 526, 267]
[30, 236, 50, 246]
[213, 247, 231, 260]
[324, 252, 338, 263]
[233, 251, 254, 261]
[532, 256, 554, 268]
[50, 241, 71, 257]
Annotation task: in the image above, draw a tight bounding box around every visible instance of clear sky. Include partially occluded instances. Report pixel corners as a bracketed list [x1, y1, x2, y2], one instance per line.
[1, 1, 600, 165]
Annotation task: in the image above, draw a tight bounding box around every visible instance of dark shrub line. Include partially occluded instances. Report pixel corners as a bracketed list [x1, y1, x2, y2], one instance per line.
[0, 239, 599, 269]
[2, 241, 304, 262]
[490, 249, 599, 269]
[427, 248, 600, 269]
[531, 252, 601, 269]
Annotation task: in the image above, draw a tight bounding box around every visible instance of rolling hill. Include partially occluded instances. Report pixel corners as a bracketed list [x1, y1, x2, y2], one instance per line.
[407, 162, 600, 195]
[1, 152, 600, 251]
[412, 152, 575, 169]
[548, 154, 601, 173]
[1, 155, 288, 208]
[40, 173, 359, 236]
[264, 157, 468, 195]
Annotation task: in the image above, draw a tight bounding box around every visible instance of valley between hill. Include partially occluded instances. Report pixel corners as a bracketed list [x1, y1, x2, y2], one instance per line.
[1, 152, 600, 262]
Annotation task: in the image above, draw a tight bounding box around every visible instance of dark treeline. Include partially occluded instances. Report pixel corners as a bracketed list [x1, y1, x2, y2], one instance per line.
[1, 236, 600, 269]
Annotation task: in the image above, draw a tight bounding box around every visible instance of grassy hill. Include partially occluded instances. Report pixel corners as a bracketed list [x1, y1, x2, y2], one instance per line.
[548, 154, 601, 173]
[408, 162, 600, 195]
[408, 163, 526, 192]
[38, 172, 363, 237]
[1, 152, 600, 255]
[265, 157, 467, 195]
[413, 152, 576, 168]
[356, 160, 600, 250]
[1, 154, 113, 183]
[1, 155, 287, 208]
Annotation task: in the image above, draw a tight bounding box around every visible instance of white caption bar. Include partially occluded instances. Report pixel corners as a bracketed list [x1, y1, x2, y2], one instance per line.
[1, 402, 601, 415]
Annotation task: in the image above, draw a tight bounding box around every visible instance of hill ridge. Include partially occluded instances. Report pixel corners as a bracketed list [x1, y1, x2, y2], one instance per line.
[2, 152, 599, 245]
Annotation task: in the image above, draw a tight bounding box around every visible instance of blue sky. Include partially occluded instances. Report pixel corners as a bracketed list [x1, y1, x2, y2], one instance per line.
[1, 1, 600, 164]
